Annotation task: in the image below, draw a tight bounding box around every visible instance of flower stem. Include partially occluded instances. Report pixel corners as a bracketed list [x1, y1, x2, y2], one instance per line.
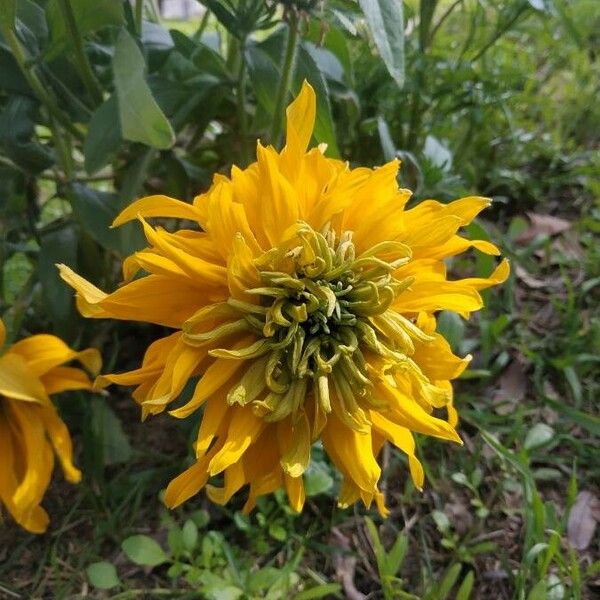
[56, 0, 103, 105]
[0, 22, 84, 140]
[269, 11, 300, 147]
[237, 37, 250, 166]
[135, 0, 144, 35]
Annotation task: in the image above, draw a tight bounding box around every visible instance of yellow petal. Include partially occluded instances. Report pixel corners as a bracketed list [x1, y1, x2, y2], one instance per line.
[322, 414, 380, 494]
[8, 401, 54, 513]
[394, 281, 483, 314]
[40, 366, 94, 394]
[0, 317, 5, 348]
[376, 382, 462, 444]
[459, 258, 510, 291]
[9, 334, 101, 377]
[284, 474, 305, 513]
[284, 80, 316, 160]
[0, 354, 51, 406]
[164, 453, 214, 508]
[278, 413, 311, 477]
[207, 407, 264, 476]
[39, 406, 81, 483]
[169, 353, 247, 419]
[60, 264, 215, 328]
[112, 194, 201, 227]
[370, 412, 424, 490]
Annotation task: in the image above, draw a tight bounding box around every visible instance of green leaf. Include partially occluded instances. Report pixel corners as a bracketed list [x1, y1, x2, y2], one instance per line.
[45, 0, 124, 60]
[38, 224, 77, 337]
[113, 29, 175, 149]
[0, 96, 55, 174]
[2, 252, 33, 305]
[83, 95, 122, 174]
[435, 563, 462, 600]
[246, 42, 280, 116]
[455, 571, 474, 600]
[386, 532, 408, 576]
[304, 461, 334, 496]
[357, 0, 405, 87]
[0, 0, 16, 28]
[182, 519, 199, 552]
[91, 398, 133, 466]
[122, 535, 169, 567]
[294, 583, 343, 600]
[86, 561, 121, 590]
[67, 183, 144, 256]
[524, 423, 555, 451]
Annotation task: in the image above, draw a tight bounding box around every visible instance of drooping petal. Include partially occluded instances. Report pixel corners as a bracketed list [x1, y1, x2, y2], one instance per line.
[112, 194, 202, 227]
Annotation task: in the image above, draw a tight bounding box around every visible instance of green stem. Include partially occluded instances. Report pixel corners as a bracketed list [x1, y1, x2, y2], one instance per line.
[57, 0, 103, 105]
[135, 0, 144, 35]
[195, 5, 211, 40]
[269, 10, 300, 147]
[0, 23, 84, 140]
[49, 115, 74, 181]
[237, 37, 250, 166]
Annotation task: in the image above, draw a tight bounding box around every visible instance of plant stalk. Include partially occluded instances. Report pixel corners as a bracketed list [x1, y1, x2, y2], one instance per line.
[135, 0, 144, 35]
[237, 37, 250, 166]
[56, 0, 103, 105]
[269, 10, 300, 147]
[0, 22, 84, 140]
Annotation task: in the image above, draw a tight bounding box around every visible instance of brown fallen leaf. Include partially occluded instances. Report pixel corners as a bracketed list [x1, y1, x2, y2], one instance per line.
[567, 490, 600, 551]
[331, 528, 366, 600]
[517, 212, 571, 244]
[493, 359, 528, 415]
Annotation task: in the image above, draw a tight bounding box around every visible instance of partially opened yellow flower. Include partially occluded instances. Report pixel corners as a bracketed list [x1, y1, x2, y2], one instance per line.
[0, 318, 100, 533]
[59, 82, 508, 515]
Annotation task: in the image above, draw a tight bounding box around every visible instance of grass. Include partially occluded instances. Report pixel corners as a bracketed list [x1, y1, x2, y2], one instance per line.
[1, 208, 598, 598]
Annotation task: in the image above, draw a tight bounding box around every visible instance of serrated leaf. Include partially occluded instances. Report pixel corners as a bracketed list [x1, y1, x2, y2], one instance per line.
[357, 0, 405, 87]
[113, 29, 175, 149]
[122, 535, 169, 567]
[86, 561, 121, 590]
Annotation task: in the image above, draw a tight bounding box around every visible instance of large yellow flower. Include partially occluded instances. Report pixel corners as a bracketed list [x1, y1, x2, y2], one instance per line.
[0, 318, 100, 533]
[59, 82, 508, 515]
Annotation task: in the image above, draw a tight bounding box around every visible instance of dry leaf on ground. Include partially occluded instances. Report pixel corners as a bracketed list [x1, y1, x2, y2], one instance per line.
[567, 491, 600, 550]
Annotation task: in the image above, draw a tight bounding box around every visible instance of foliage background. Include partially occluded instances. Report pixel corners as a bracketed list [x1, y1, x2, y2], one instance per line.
[0, 0, 599, 598]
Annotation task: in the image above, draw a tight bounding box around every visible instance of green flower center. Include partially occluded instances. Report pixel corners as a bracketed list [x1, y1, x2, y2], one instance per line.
[183, 222, 432, 429]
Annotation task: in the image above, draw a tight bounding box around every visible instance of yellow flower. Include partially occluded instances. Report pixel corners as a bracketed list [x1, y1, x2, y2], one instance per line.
[59, 82, 508, 515]
[0, 319, 100, 533]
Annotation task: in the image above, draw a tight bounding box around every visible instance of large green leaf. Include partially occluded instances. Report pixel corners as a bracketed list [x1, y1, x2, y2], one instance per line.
[86, 562, 121, 590]
[38, 224, 78, 337]
[113, 29, 175, 150]
[83, 95, 122, 174]
[68, 183, 143, 256]
[0, 0, 16, 28]
[0, 96, 55, 174]
[90, 397, 133, 466]
[45, 0, 124, 60]
[358, 0, 405, 87]
[122, 535, 169, 567]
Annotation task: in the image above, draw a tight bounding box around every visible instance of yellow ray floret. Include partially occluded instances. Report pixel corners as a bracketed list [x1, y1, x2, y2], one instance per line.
[0, 318, 100, 533]
[59, 81, 508, 515]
